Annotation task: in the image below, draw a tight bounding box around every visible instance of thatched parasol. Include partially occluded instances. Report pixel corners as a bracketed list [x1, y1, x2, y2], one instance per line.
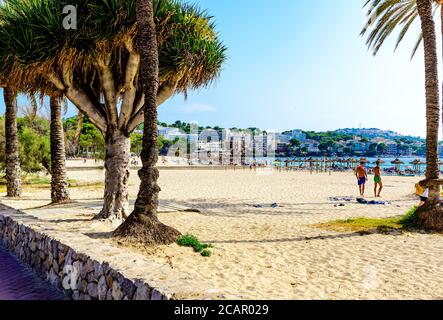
[391, 158, 405, 165]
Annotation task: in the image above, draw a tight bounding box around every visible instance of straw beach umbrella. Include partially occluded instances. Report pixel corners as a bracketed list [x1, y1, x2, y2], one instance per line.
[391, 158, 404, 172]
[410, 159, 425, 174]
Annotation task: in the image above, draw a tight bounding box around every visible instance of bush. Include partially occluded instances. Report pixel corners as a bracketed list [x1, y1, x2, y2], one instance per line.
[177, 234, 213, 257]
[399, 206, 421, 229]
[0, 115, 51, 174]
[200, 249, 212, 257]
[19, 126, 50, 173]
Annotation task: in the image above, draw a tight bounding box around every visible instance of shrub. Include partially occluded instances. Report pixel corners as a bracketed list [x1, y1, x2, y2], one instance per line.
[399, 206, 421, 229]
[200, 249, 212, 257]
[176, 234, 213, 257]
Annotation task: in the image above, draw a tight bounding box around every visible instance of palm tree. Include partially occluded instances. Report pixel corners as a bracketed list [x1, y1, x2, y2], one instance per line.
[3, 86, 22, 197]
[113, 0, 181, 245]
[362, 0, 443, 112]
[364, 0, 443, 230]
[50, 92, 70, 203]
[362, 0, 422, 58]
[416, 0, 443, 230]
[0, 0, 226, 221]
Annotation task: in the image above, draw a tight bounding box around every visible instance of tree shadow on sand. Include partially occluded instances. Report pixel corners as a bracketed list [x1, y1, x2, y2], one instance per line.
[202, 231, 377, 245]
[83, 229, 376, 245]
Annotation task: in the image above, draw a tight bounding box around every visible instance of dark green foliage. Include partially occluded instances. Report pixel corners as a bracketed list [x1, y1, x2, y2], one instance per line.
[177, 234, 213, 257]
[0, 115, 51, 174]
[200, 249, 212, 257]
[0, 0, 227, 95]
[399, 206, 421, 229]
[19, 125, 51, 173]
[176, 234, 199, 247]
[361, 0, 422, 58]
[63, 115, 105, 159]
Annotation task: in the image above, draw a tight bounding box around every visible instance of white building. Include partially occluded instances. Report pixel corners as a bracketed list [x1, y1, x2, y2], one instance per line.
[303, 139, 320, 153]
[157, 126, 188, 141]
[288, 130, 306, 142]
[386, 143, 398, 155]
[276, 134, 292, 144]
[352, 142, 368, 153]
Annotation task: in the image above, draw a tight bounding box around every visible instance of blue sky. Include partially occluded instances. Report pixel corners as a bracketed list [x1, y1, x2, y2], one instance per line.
[0, 0, 434, 137]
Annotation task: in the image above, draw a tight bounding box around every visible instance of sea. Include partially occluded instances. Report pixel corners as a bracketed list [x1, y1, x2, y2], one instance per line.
[253, 156, 428, 172]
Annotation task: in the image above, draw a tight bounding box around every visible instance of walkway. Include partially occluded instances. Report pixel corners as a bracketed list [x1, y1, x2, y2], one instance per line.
[0, 246, 65, 300]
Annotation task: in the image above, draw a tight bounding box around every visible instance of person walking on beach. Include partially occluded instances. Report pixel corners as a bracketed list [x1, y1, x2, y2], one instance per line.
[374, 160, 383, 197]
[355, 161, 368, 196]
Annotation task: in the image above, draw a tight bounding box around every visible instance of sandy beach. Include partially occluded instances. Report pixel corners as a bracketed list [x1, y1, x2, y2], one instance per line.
[2, 167, 443, 300]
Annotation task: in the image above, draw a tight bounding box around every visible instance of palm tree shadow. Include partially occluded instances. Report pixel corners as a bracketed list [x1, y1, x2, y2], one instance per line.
[84, 231, 113, 240]
[203, 231, 375, 244]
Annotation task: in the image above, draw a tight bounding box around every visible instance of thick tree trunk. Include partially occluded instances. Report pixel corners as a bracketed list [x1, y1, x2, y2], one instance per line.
[50, 94, 70, 203]
[113, 0, 181, 245]
[416, 0, 443, 231]
[96, 130, 130, 221]
[4, 87, 22, 197]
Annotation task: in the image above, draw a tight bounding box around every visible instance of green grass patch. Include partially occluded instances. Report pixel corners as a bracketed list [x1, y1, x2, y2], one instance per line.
[0, 175, 51, 186]
[177, 234, 214, 257]
[316, 217, 402, 232]
[398, 206, 421, 229]
[68, 180, 104, 188]
[315, 206, 421, 233]
[0, 175, 103, 193]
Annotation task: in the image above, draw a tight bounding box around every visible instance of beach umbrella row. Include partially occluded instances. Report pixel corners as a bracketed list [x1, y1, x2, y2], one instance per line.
[274, 157, 436, 173]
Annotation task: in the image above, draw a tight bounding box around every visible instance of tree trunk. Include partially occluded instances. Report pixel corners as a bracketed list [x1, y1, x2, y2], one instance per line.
[113, 0, 181, 245]
[4, 87, 22, 198]
[75, 111, 83, 157]
[50, 93, 70, 203]
[95, 129, 130, 221]
[416, 0, 443, 231]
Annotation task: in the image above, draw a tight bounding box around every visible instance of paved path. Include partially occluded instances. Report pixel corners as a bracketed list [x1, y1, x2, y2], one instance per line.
[0, 246, 65, 300]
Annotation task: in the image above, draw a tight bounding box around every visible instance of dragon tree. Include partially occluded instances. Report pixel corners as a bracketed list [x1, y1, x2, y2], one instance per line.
[0, 0, 226, 221]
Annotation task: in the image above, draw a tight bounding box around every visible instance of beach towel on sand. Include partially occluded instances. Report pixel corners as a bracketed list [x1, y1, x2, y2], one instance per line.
[253, 203, 280, 208]
[329, 196, 354, 202]
[357, 197, 389, 205]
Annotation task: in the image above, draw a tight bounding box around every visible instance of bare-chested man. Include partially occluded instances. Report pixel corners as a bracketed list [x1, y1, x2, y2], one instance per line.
[374, 160, 383, 197]
[355, 161, 368, 196]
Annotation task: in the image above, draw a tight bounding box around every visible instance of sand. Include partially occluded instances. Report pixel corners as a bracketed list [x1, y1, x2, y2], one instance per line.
[2, 167, 443, 300]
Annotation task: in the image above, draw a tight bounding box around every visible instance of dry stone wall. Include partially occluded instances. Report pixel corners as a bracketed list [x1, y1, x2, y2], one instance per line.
[0, 206, 169, 300]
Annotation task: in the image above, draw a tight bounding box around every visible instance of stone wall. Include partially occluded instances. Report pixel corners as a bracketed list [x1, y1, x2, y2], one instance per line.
[0, 207, 168, 300]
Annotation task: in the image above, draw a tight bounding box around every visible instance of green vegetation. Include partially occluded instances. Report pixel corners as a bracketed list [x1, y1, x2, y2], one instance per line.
[0, 115, 51, 174]
[64, 115, 104, 159]
[316, 217, 402, 232]
[0, 174, 103, 189]
[398, 206, 421, 229]
[0, 175, 50, 186]
[315, 206, 421, 233]
[0, 113, 179, 175]
[200, 249, 212, 257]
[176, 234, 214, 257]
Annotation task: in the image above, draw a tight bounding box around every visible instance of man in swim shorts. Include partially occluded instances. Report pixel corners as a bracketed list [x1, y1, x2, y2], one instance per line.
[355, 161, 368, 196]
[374, 160, 383, 197]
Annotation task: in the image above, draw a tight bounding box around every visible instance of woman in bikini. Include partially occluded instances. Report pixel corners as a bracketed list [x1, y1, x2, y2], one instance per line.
[374, 160, 383, 197]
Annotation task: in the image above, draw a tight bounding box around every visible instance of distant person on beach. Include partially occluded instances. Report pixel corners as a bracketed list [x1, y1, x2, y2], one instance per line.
[374, 160, 383, 197]
[355, 161, 368, 196]
[416, 181, 429, 207]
